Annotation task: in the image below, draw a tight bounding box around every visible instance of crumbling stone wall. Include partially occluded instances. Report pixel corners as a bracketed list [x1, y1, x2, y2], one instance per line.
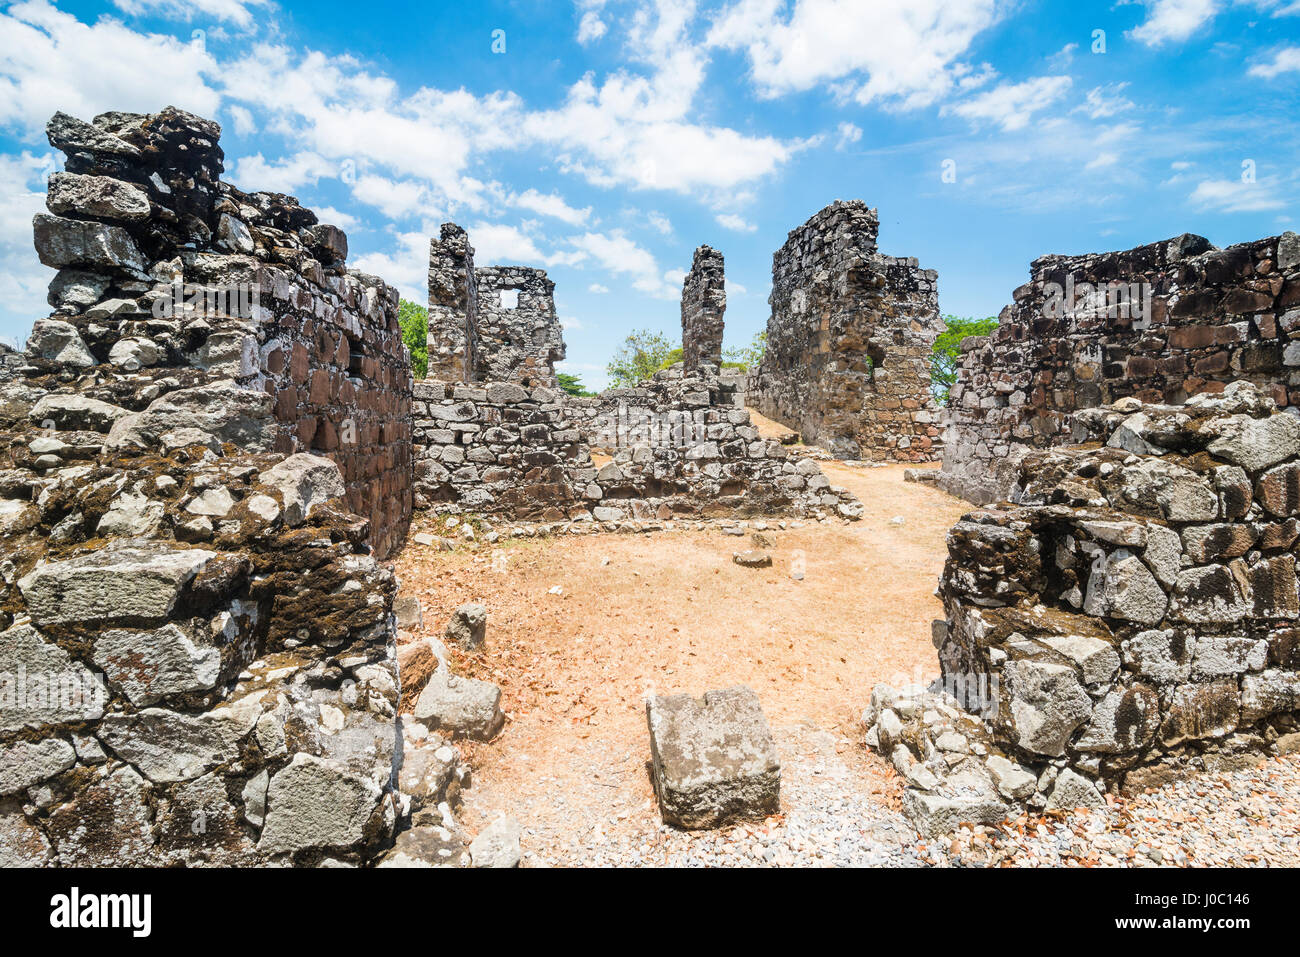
[424, 227, 564, 388]
[0, 107, 412, 865]
[681, 245, 726, 375]
[939, 231, 1300, 505]
[473, 267, 564, 388]
[426, 223, 477, 383]
[867, 383, 1300, 835]
[411, 365, 862, 522]
[749, 200, 944, 462]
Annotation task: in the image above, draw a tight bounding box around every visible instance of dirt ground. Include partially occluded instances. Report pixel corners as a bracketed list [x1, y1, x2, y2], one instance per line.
[392, 433, 971, 860]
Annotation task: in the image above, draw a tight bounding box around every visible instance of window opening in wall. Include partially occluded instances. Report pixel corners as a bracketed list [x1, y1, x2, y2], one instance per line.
[348, 336, 365, 377]
[500, 288, 520, 309]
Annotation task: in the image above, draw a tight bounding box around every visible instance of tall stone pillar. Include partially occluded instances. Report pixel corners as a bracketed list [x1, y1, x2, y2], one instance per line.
[681, 245, 726, 375]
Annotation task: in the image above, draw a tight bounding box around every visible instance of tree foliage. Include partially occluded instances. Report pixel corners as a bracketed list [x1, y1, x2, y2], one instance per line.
[723, 330, 767, 372]
[557, 372, 596, 397]
[931, 315, 998, 406]
[605, 329, 678, 388]
[398, 299, 428, 379]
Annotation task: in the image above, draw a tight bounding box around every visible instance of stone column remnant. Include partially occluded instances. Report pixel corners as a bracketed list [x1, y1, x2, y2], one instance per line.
[680, 244, 726, 375]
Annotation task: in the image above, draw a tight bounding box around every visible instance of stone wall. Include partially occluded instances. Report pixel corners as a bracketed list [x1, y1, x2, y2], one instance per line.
[0, 107, 412, 865]
[424, 226, 564, 388]
[939, 231, 1300, 505]
[473, 267, 565, 388]
[410, 365, 862, 522]
[426, 223, 477, 385]
[681, 245, 726, 375]
[867, 382, 1300, 835]
[749, 200, 944, 462]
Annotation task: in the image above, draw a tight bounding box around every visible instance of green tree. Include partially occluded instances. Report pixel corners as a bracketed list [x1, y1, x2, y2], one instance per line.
[723, 329, 767, 372]
[398, 299, 428, 379]
[931, 315, 999, 406]
[606, 329, 679, 387]
[557, 372, 596, 397]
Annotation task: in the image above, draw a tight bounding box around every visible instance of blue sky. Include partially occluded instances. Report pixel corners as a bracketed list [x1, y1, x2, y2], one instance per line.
[0, 0, 1297, 388]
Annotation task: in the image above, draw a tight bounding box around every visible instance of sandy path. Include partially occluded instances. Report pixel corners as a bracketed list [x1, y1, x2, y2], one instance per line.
[392, 440, 971, 860]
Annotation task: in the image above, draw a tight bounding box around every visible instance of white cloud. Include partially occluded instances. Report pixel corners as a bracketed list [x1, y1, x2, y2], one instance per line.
[350, 228, 432, 303]
[352, 174, 430, 219]
[113, 0, 271, 29]
[0, 152, 59, 344]
[726, 279, 746, 295]
[708, 0, 1004, 109]
[1085, 152, 1119, 170]
[588, 282, 610, 293]
[945, 75, 1072, 131]
[226, 104, 256, 136]
[1128, 0, 1221, 47]
[1249, 46, 1300, 78]
[0, 1, 222, 136]
[716, 212, 757, 231]
[1077, 83, 1135, 120]
[1188, 177, 1285, 212]
[561, 315, 584, 330]
[228, 151, 336, 193]
[835, 121, 862, 150]
[569, 229, 675, 298]
[577, 10, 607, 44]
[647, 211, 673, 235]
[314, 205, 360, 231]
[510, 188, 592, 225]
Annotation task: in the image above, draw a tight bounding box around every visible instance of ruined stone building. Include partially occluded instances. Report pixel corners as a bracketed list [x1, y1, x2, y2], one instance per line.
[426, 224, 565, 388]
[680, 244, 726, 374]
[939, 231, 1300, 504]
[748, 200, 945, 462]
[1, 107, 411, 866]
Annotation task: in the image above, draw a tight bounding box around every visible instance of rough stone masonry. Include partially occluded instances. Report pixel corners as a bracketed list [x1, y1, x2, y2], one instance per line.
[749, 200, 945, 462]
[0, 107, 414, 865]
[939, 231, 1300, 505]
[426, 224, 565, 388]
[680, 244, 726, 375]
[868, 381, 1300, 836]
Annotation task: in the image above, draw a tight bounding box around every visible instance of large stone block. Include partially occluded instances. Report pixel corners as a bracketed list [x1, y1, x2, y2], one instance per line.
[18, 541, 215, 628]
[645, 685, 780, 829]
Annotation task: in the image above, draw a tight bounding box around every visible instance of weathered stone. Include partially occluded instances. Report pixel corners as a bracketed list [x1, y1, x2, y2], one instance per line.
[258, 753, 389, 857]
[257, 453, 345, 525]
[0, 800, 53, 866]
[1044, 768, 1105, 811]
[25, 318, 95, 367]
[468, 815, 521, 868]
[1159, 680, 1240, 746]
[0, 623, 106, 731]
[1004, 660, 1093, 756]
[19, 541, 215, 627]
[985, 754, 1037, 800]
[443, 603, 487, 650]
[900, 763, 1007, 837]
[91, 624, 222, 705]
[377, 824, 467, 868]
[1083, 549, 1168, 625]
[108, 380, 276, 451]
[1074, 685, 1160, 752]
[1038, 634, 1120, 684]
[1240, 669, 1300, 723]
[0, 737, 76, 795]
[32, 213, 145, 271]
[46, 171, 150, 222]
[96, 696, 262, 783]
[412, 671, 504, 740]
[646, 685, 780, 829]
[1192, 636, 1268, 679]
[1122, 629, 1192, 683]
[733, 549, 773, 568]
[30, 393, 129, 431]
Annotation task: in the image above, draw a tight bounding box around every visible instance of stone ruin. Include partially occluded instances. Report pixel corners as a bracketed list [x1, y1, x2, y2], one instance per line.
[869, 381, 1300, 834]
[411, 225, 863, 525]
[680, 244, 726, 375]
[939, 230, 1300, 504]
[749, 200, 945, 462]
[868, 224, 1300, 836]
[426, 224, 565, 388]
[0, 107, 415, 865]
